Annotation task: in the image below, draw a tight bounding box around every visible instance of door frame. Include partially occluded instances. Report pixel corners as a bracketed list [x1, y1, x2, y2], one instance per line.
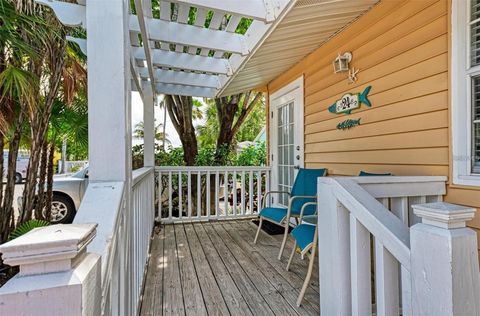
[269, 75, 304, 203]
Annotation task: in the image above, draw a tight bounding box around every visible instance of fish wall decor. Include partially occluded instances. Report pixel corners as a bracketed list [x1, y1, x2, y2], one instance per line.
[328, 86, 372, 115]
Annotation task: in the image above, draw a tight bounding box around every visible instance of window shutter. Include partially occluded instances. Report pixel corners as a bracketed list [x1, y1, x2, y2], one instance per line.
[472, 1, 480, 66]
[473, 77, 480, 172]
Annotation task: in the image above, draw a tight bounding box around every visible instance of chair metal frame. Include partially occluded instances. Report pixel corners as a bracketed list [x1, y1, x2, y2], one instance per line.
[253, 191, 316, 260]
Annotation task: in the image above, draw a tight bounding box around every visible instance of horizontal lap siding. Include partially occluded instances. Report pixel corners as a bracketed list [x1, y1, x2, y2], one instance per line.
[268, 0, 480, 246]
[271, 0, 449, 175]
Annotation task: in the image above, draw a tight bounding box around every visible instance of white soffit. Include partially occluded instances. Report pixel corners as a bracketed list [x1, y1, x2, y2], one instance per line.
[220, 0, 379, 97]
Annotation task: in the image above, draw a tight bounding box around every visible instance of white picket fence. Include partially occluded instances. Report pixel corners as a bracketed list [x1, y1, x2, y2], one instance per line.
[156, 166, 270, 222]
[317, 176, 480, 315]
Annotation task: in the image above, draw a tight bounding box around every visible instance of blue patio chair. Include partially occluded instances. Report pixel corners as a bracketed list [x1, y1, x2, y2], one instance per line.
[286, 171, 393, 306]
[286, 215, 318, 307]
[253, 168, 327, 260]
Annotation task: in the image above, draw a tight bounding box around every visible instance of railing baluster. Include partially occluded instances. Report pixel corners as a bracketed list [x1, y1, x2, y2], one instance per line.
[375, 240, 400, 316]
[350, 214, 371, 316]
[206, 170, 211, 220]
[158, 171, 163, 221]
[257, 170, 261, 213]
[241, 171, 245, 215]
[197, 171, 201, 218]
[401, 266, 412, 316]
[178, 171, 183, 219]
[391, 197, 408, 225]
[224, 170, 228, 217]
[249, 170, 253, 214]
[408, 196, 426, 226]
[188, 171, 192, 219]
[215, 171, 219, 219]
[233, 170, 237, 217]
[266, 169, 270, 206]
[168, 171, 172, 220]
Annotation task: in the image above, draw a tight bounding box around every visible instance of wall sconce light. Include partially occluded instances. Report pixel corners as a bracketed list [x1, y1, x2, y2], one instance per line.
[333, 52, 352, 73]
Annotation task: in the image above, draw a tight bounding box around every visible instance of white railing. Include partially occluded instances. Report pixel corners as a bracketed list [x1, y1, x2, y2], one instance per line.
[156, 166, 270, 223]
[74, 166, 155, 316]
[317, 176, 448, 316]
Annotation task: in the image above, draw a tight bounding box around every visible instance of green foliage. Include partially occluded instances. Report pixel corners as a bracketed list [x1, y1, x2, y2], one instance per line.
[8, 219, 50, 241]
[197, 97, 266, 148]
[236, 142, 267, 166]
[150, 142, 266, 167]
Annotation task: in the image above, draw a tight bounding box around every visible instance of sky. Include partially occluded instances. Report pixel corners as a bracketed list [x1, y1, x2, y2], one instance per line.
[131, 92, 205, 148]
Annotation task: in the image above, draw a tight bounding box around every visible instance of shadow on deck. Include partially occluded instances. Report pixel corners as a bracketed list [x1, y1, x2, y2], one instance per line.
[140, 220, 320, 316]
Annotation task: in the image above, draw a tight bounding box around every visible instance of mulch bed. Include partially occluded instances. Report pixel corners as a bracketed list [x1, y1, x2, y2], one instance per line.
[0, 263, 18, 287]
[251, 219, 293, 235]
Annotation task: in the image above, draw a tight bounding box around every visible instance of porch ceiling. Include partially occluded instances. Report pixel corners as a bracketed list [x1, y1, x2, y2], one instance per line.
[37, 0, 378, 99]
[221, 0, 380, 96]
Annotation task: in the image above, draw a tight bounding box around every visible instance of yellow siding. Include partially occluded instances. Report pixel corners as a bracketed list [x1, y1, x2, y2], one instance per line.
[268, 0, 480, 236]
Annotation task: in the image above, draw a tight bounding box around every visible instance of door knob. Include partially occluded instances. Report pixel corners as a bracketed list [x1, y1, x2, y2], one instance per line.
[296, 146, 300, 150]
[293, 165, 300, 170]
[296, 155, 300, 160]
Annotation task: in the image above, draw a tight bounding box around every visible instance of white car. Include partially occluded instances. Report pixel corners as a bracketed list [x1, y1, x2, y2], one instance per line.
[2, 150, 29, 183]
[17, 167, 89, 224]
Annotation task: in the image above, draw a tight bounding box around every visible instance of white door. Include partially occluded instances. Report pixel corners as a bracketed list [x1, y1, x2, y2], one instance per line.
[270, 76, 304, 207]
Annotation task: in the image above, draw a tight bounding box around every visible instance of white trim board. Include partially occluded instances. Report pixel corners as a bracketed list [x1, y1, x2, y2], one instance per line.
[451, 0, 480, 186]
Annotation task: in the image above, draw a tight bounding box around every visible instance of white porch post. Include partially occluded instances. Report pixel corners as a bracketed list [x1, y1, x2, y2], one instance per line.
[317, 178, 352, 315]
[86, 0, 132, 182]
[410, 202, 480, 315]
[0, 224, 101, 315]
[143, 86, 155, 167]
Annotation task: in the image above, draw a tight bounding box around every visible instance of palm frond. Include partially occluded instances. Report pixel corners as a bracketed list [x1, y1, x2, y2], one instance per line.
[8, 219, 50, 240]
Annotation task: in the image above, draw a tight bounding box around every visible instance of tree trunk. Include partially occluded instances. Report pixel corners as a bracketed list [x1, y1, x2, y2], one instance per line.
[164, 95, 198, 165]
[0, 111, 24, 243]
[44, 142, 55, 221]
[34, 139, 48, 219]
[19, 37, 66, 224]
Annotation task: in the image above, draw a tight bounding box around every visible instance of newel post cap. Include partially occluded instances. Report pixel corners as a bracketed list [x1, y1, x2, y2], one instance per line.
[412, 202, 476, 229]
[0, 223, 97, 276]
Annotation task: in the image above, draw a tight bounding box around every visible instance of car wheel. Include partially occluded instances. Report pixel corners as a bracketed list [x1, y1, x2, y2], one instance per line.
[43, 194, 76, 224]
[15, 173, 22, 184]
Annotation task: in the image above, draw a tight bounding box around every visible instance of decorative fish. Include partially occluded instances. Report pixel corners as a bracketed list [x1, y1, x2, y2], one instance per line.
[328, 86, 372, 115]
[337, 118, 361, 130]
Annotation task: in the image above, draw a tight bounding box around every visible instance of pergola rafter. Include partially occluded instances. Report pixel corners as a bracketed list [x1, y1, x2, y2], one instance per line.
[36, 0, 295, 98]
[133, 0, 156, 95]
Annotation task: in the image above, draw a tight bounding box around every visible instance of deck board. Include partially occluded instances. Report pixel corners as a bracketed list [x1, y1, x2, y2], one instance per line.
[183, 224, 231, 315]
[162, 225, 185, 316]
[140, 220, 320, 315]
[174, 224, 208, 316]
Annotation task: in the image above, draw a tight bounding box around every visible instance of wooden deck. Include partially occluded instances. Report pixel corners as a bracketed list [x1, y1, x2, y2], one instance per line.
[140, 220, 320, 316]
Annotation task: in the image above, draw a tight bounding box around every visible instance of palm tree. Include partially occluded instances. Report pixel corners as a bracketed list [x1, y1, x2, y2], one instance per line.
[133, 120, 171, 146]
[0, 0, 43, 243]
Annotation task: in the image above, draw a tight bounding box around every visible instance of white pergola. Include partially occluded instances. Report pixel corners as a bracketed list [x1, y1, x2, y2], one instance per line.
[32, 0, 380, 187]
[38, 0, 295, 99]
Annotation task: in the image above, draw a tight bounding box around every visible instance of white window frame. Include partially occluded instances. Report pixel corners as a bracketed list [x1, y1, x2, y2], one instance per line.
[451, 0, 480, 186]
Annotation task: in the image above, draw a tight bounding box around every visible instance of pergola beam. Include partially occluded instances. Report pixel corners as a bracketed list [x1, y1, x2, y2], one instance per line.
[139, 68, 220, 89]
[133, 0, 156, 94]
[170, 0, 276, 22]
[35, 0, 85, 27]
[155, 83, 217, 98]
[130, 16, 249, 55]
[132, 47, 233, 75]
